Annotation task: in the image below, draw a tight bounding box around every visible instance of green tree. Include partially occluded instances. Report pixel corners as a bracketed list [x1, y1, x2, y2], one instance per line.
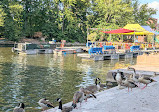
[0, 5, 6, 27]
[88, 0, 135, 29]
[0, 0, 158, 42]
[132, 0, 157, 25]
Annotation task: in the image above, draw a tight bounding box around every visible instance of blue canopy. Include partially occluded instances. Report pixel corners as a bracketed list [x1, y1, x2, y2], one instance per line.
[141, 26, 159, 35]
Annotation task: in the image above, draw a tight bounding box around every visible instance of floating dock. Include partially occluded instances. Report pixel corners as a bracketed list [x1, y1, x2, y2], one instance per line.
[54, 47, 85, 54]
[78, 51, 143, 61]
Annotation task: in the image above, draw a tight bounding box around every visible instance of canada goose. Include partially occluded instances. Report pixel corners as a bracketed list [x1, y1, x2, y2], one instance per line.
[38, 98, 54, 111]
[122, 76, 138, 92]
[72, 90, 86, 108]
[13, 103, 25, 112]
[84, 78, 100, 93]
[138, 74, 157, 89]
[96, 78, 107, 89]
[56, 98, 74, 112]
[80, 87, 97, 102]
[115, 70, 125, 86]
[99, 81, 107, 90]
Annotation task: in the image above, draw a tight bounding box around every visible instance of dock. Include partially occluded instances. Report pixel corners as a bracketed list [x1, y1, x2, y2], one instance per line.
[54, 47, 85, 54]
[77, 51, 143, 61]
[77, 49, 159, 61]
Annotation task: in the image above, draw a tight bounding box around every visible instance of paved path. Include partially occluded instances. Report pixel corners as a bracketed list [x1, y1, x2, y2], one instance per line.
[46, 76, 159, 112]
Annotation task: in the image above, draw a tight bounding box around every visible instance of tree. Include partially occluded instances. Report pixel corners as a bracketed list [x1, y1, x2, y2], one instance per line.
[0, 5, 6, 27]
[2, 1, 23, 41]
[132, 0, 157, 25]
[0, 0, 158, 42]
[88, 0, 135, 29]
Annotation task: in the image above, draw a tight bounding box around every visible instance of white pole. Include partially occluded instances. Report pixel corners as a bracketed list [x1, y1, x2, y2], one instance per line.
[87, 27, 88, 48]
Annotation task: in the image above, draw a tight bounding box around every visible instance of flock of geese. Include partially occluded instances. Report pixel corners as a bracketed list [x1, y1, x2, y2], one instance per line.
[113, 67, 157, 92]
[13, 67, 157, 112]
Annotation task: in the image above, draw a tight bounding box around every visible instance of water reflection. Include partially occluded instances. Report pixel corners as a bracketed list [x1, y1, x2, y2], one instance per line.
[0, 48, 136, 112]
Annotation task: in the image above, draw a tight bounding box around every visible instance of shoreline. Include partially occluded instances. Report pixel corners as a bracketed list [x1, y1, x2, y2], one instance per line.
[46, 75, 159, 112]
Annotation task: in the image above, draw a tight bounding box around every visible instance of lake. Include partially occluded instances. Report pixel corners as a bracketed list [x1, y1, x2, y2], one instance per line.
[0, 47, 136, 112]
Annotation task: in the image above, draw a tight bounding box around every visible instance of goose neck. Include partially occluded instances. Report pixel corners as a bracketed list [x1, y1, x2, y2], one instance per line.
[95, 79, 97, 85]
[58, 101, 62, 110]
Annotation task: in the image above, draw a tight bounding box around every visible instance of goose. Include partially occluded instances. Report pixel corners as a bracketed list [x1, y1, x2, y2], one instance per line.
[13, 103, 25, 112]
[79, 87, 97, 102]
[122, 76, 138, 92]
[72, 90, 86, 108]
[97, 78, 107, 89]
[127, 67, 140, 86]
[115, 70, 125, 86]
[38, 98, 54, 111]
[99, 81, 107, 90]
[138, 74, 157, 89]
[84, 78, 100, 93]
[56, 98, 74, 112]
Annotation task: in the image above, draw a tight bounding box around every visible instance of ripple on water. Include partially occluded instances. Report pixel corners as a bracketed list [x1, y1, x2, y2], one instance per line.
[0, 48, 136, 111]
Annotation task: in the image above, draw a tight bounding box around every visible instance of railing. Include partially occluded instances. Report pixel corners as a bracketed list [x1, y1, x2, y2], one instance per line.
[88, 47, 103, 55]
[87, 41, 157, 50]
[130, 46, 140, 52]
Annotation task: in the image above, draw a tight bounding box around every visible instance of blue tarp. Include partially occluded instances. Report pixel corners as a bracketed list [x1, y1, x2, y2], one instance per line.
[141, 26, 159, 35]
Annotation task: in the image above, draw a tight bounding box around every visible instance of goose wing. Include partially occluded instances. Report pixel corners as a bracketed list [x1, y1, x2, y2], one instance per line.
[41, 99, 54, 107]
[144, 77, 151, 80]
[73, 91, 83, 103]
[62, 106, 73, 112]
[128, 81, 138, 87]
[13, 108, 25, 112]
[144, 77, 156, 82]
[85, 85, 97, 93]
[112, 72, 117, 80]
[82, 88, 96, 98]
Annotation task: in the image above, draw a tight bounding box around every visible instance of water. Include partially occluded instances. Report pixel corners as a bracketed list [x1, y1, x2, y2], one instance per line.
[0, 47, 136, 112]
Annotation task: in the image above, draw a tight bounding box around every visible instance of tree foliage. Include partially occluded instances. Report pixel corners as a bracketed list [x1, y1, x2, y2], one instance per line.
[133, 0, 157, 25]
[0, 5, 6, 27]
[0, 0, 157, 42]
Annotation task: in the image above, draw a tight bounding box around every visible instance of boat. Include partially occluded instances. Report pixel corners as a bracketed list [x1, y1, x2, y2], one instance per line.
[12, 42, 56, 55]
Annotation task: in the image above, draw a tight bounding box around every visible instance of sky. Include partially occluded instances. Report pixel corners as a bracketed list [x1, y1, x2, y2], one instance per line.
[139, 0, 159, 20]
